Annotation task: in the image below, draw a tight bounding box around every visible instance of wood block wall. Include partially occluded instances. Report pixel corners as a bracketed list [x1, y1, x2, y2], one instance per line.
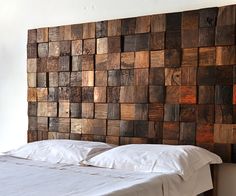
[27, 4, 236, 162]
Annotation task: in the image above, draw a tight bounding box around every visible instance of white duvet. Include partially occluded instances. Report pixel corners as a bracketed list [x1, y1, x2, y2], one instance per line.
[0, 155, 212, 196]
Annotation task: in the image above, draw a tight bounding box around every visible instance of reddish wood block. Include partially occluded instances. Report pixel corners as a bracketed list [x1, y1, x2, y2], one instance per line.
[216, 46, 236, 65]
[107, 87, 120, 103]
[121, 18, 136, 35]
[59, 56, 70, 71]
[149, 68, 164, 85]
[59, 25, 72, 41]
[120, 86, 134, 103]
[120, 69, 134, 86]
[121, 104, 135, 120]
[49, 26, 60, 42]
[196, 123, 214, 144]
[164, 104, 180, 121]
[163, 122, 180, 140]
[150, 50, 164, 67]
[47, 57, 59, 72]
[37, 117, 48, 132]
[96, 21, 108, 38]
[71, 24, 83, 40]
[121, 52, 134, 69]
[27, 43, 37, 58]
[59, 87, 70, 101]
[150, 32, 165, 50]
[58, 118, 70, 133]
[70, 87, 81, 103]
[72, 56, 82, 71]
[134, 51, 149, 68]
[182, 48, 198, 67]
[180, 86, 196, 104]
[28, 29, 37, 43]
[82, 55, 94, 71]
[197, 66, 215, 85]
[135, 16, 150, 33]
[95, 104, 108, 119]
[108, 104, 120, 120]
[37, 28, 48, 43]
[71, 118, 82, 134]
[38, 43, 48, 58]
[37, 73, 47, 87]
[198, 27, 215, 47]
[28, 102, 37, 117]
[49, 72, 58, 87]
[28, 88, 37, 102]
[108, 20, 121, 36]
[70, 72, 82, 86]
[215, 85, 233, 104]
[27, 58, 37, 73]
[72, 40, 82, 55]
[180, 104, 197, 122]
[120, 120, 134, 137]
[82, 71, 94, 86]
[214, 124, 235, 144]
[215, 105, 233, 123]
[70, 103, 82, 118]
[107, 120, 120, 136]
[150, 14, 166, 32]
[94, 87, 106, 103]
[149, 86, 165, 103]
[37, 58, 47, 72]
[83, 22, 95, 39]
[199, 8, 218, 27]
[37, 88, 48, 101]
[120, 137, 148, 145]
[165, 86, 180, 104]
[97, 38, 108, 54]
[164, 49, 181, 68]
[134, 120, 149, 137]
[180, 122, 196, 144]
[199, 47, 215, 66]
[108, 70, 120, 86]
[83, 39, 96, 54]
[134, 69, 149, 85]
[166, 13, 181, 30]
[149, 103, 164, 121]
[181, 29, 198, 48]
[217, 5, 235, 26]
[48, 42, 60, 57]
[60, 41, 71, 56]
[48, 87, 58, 102]
[182, 11, 199, 29]
[165, 68, 181, 86]
[215, 66, 233, 85]
[59, 72, 70, 87]
[82, 103, 94, 118]
[28, 73, 36, 88]
[82, 87, 94, 103]
[197, 105, 215, 123]
[95, 71, 107, 86]
[181, 67, 197, 85]
[28, 117, 37, 131]
[198, 86, 215, 104]
[107, 53, 120, 70]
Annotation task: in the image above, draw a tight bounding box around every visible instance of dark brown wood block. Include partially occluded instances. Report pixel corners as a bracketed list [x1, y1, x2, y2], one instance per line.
[150, 50, 164, 67]
[134, 120, 149, 137]
[82, 119, 106, 135]
[59, 72, 70, 87]
[108, 70, 120, 86]
[120, 137, 148, 145]
[164, 104, 180, 121]
[48, 42, 60, 57]
[198, 27, 215, 47]
[82, 87, 94, 102]
[217, 5, 235, 26]
[95, 104, 108, 119]
[106, 136, 119, 145]
[234, 85, 236, 104]
[214, 143, 232, 162]
[123, 35, 136, 52]
[182, 48, 198, 67]
[151, 14, 166, 32]
[166, 13, 181, 30]
[215, 105, 233, 123]
[150, 32, 165, 50]
[180, 104, 197, 122]
[59, 25, 72, 41]
[83, 39, 96, 54]
[181, 67, 197, 85]
[121, 18, 136, 35]
[71, 24, 83, 40]
[165, 86, 180, 104]
[134, 86, 148, 103]
[120, 69, 134, 86]
[107, 87, 120, 103]
[134, 51, 149, 68]
[27, 43, 37, 58]
[60, 41, 71, 56]
[71, 118, 82, 134]
[47, 57, 58, 72]
[166, 30, 181, 49]
[149, 68, 164, 85]
[72, 40, 83, 55]
[96, 21, 108, 38]
[107, 120, 120, 136]
[97, 38, 108, 54]
[82, 55, 94, 71]
[198, 86, 215, 104]
[163, 122, 180, 140]
[216, 46, 236, 65]
[149, 86, 165, 103]
[95, 71, 107, 86]
[28, 117, 37, 131]
[164, 49, 181, 68]
[82, 71, 94, 86]
[37, 73, 47, 87]
[38, 43, 48, 58]
[199, 47, 215, 66]
[37, 28, 48, 43]
[28, 130, 38, 142]
[58, 118, 70, 133]
[28, 29, 37, 43]
[199, 8, 218, 27]
[197, 105, 215, 123]
[37, 88, 48, 101]
[120, 86, 134, 103]
[49, 27, 60, 42]
[82, 103, 94, 118]
[180, 86, 196, 104]
[48, 87, 58, 102]
[120, 120, 134, 137]
[37, 117, 48, 131]
[70, 103, 82, 118]
[28, 102, 37, 116]
[70, 87, 81, 103]
[70, 72, 82, 86]
[135, 104, 148, 120]
[108, 104, 120, 120]
[37, 58, 47, 72]
[59, 56, 70, 71]
[182, 11, 199, 29]
[59, 87, 70, 101]
[28, 73, 36, 87]
[215, 66, 233, 85]
[121, 52, 134, 69]
[215, 25, 235, 46]
[197, 66, 215, 85]
[135, 16, 150, 33]
[28, 88, 37, 102]
[108, 19, 121, 36]
[135, 33, 150, 51]
[38, 131, 48, 141]
[196, 123, 214, 144]
[27, 58, 37, 73]
[134, 69, 149, 85]
[148, 103, 164, 121]
[94, 87, 106, 103]
[181, 29, 198, 48]
[165, 68, 181, 86]
[215, 85, 233, 104]
[108, 36, 121, 53]
[148, 121, 163, 139]
[49, 117, 59, 132]
[72, 56, 82, 71]
[83, 22, 95, 39]
[180, 122, 196, 144]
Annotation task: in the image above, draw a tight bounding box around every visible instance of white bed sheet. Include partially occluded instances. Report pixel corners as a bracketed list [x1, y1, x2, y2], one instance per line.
[0, 155, 212, 196]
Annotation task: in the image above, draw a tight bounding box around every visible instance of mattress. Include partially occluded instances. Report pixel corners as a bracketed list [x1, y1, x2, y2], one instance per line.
[0, 155, 212, 196]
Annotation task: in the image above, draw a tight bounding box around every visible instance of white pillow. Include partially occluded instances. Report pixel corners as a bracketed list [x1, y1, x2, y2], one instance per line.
[4, 139, 114, 165]
[84, 144, 222, 180]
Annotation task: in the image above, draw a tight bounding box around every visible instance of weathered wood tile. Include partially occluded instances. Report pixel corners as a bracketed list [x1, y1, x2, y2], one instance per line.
[107, 87, 120, 103]
[180, 104, 197, 122]
[71, 24, 83, 40]
[165, 86, 180, 104]
[165, 68, 181, 86]
[37, 102, 48, 116]
[135, 104, 148, 120]
[215, 25, 235, 46]
[197, 104, 215, 123]
[108, 70, 120, 86]
[28, 117, 37, 131]
[151, 14, 166, 32]
[28, 102, 37, 117]
[214, 124, 236, 144]
[48, 72, 58, 87]
[199, 47, 216, 66]
[59, 25, 72, 41]
[28, 73, 37, 88]
[37, 73, 48, 87]
[163, 122, 180, 141]
[72, 56, 82, 71]
[108, 19, 121, 36]
[216, 46, 236, 65]
[134, 69, 149, 85]
[134, 51, 149, 68]
[107, 53, 120, 70]
[149, 68, 165, 85]
[135, 16, 150, 33]
[28, 29, 37, 44]
[96, 21, 108, 38]
[120, 120, 134, 137]
[47, 102, 57, 117]
[38, 43, 48, 58]
[149, 103, 164, 121]
[70, 72, 82, 86]
[48, 42, 60, 57]
[47, 57, 58, 72]
[121, 18, 136, 35]
[215, 85, 233, 104]
[199, 8, 218, 27]
[83, 23, 96, 39]
[82, 103, 94, 118]
[37, 58, 47, 72]
[120, 69, 134, 86]
[164, 49, 181, 68]
[37, 28, 48, 43]
[49, 27, 60, 42]
[82, 55, 94, 71]
[82, 119, 106, 135]
[82, 87, 94, 102]
[108, 104, 120, 120]
[181, 29, 198, 48]
[215, 66, 233, 85]
[196, 123, 214, 144]
[135, 33, 150, 51]
[70, 103, 82, 118]
[121, 104, 135, 120]
[27, 43, 37, 58]
[164, 104, 180, 121]
[28, 88, 37, 102]
[60, 41, 71, 56]
[149, 86, 165, 103]
[97, 38, 108, 54]
[94, 87, 106, 103]
[148, 121, 163, 139]
[106, 136, 119, 145]
[71, 40, 83, 55]
[181, 67, 197, 85]
[120, 86, 134, 103]
[83, 39, 96, 55]
[120, 137, 148, 145]
[121, 52, 134, 69]
[150, 50, 164, 67]
[134, 86, 148, 103]
[134, 120, 149, 137]
[59, 72, 70, 87]
[59, 87, 70, 101]
[198, 86, 215, 104]
[82, 71, 94, 86]
[180, 122, 196, 144]
[182, 11, 199, 29]
[215, 105, 233, 123]
[58, 118, 70, 133]
[182, 48, 198, 67]
[71, 118, 82, 134]
[166, 13, 181, 30]
[123, 35, 136, 52]
[180, 86, 197, 104]
[150, 32, 165, 50]
[27, 58, 37, 73]
[37, 117, 48, 132]
[95, 104, 108, 119]
[48, 87, 58, 102]
[37, 88, 48, 101]
[59, 56, 70, 71]
[95, 71, 107, 86]
[198, 27, 215, 47]
[70, 87, 81, 103]
[166, 30, 181, 49]
[197, 67, 216, 85]
[107, 120, 120, 136]
[217, 5, 235, 26]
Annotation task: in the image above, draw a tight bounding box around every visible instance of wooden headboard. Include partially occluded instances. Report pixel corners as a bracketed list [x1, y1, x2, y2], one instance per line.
[27, 4, 236, 163]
